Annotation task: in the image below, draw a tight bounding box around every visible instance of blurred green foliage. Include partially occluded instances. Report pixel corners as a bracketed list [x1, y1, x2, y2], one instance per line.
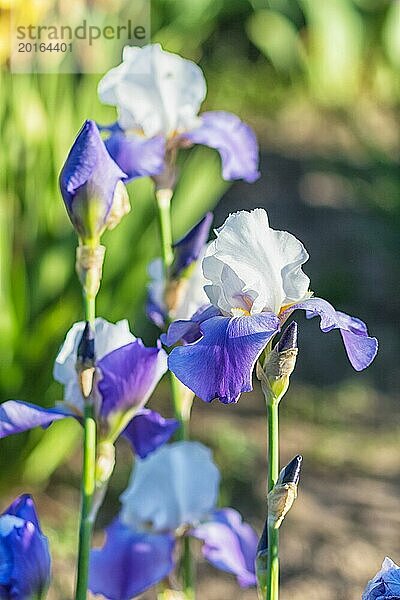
[0, 0, 398, 487]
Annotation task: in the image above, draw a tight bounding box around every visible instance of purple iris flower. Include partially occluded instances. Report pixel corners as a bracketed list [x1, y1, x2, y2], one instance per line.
[0, 319, 177, 458]
[89, 442, 258, 600]
[97, 44, 260, 184]
[0, 495, 51, 599]
[147, 212, 213, 328]
[363, 558, 400, 600]
[59, 120, 130, 244]
[164, 209, 378, 404]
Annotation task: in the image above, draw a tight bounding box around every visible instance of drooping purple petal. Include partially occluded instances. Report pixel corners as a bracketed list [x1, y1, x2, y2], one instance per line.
[122, 409, 179, 459]
[0, 401, 69, 439]
[171, 212, 213, 278]
[97, 340, 168, 420]
[89, 519, 174, 600]
[183, 111, 260, 183]
[284, 297, 378, 371]
[103, 128, 166, 182]
[191, 508, 258, 587]
[168, 312, 280, 403]
[59, 120, 127, 240]
[161, 304, 220, 347]
[0, 495, 51, 598]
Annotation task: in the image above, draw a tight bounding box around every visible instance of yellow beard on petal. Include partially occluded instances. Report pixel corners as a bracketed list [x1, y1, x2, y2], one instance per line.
[278, 291, 314, 316]
[231, 307, 251, 317]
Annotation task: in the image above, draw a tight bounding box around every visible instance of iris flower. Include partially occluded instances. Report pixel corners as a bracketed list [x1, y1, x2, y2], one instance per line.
[362, 558, 400, 600]
[165, 209, 378, 403]
[0, 495, 51, 599]
[0, 319, 177, 458]
[98, 44, 260, 184]
[89, 441, 258, 600]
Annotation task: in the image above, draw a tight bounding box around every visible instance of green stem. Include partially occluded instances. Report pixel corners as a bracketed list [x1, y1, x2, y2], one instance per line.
[75, 294, 97, 600]
[154, 187, 194, 599]
[170, 371, 188, 441]
[182, 536, 195, 600]
[155, 188, 174, 269]
[84, 294, 96, 324]
[267, 401, 279, 493]
[266, 400, 279, 600]
[155, 187, 189, 438]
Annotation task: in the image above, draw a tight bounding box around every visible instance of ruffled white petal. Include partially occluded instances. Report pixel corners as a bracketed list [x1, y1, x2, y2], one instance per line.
[53, 318, 135, 413]
[98, 44, 206, 138]
[203, 209, 310, 315]
[120, 441, 220, 532]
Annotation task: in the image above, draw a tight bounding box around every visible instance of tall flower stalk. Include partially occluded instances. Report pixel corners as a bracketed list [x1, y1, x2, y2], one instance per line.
[154, 187, 189, 436]
[75, 294, 97, 599]
[257, 323, 299, 600]
[266, 397, 279, 600]
[59, 119, 130, 598]
[154, 184, 194, 597]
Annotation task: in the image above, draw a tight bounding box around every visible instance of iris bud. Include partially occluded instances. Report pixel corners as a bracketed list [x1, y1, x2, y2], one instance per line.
[59, 120, 129, 246]
[257, 321, 298, 403]
[267, 455, 302, 529]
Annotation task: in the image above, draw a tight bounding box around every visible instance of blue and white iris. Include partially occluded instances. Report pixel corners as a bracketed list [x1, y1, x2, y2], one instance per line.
[165, 209, 378, 403]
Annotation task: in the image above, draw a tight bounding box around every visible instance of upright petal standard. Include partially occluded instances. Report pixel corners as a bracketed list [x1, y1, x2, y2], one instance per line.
[120, 441, 220, 531]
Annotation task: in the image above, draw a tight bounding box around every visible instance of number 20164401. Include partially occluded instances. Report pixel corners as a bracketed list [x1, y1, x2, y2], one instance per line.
[18, 42, 73, 53]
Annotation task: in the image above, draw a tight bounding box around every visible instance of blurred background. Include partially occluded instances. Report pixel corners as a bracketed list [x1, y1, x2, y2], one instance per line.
[0, 0, 399, 598]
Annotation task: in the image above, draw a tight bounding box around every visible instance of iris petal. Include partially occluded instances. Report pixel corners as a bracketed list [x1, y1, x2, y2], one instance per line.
[161, 304, 220, 347]
[104, 129, 165, 181]
[97, 340, 167, 420]
[171, 212, 213, 278]
[183, 111, 260, 183]
[122, 409, 178, 458]
[0, 401, 68, 439]
[284, 297, 378, 371]
[191, 508, 258, 588]
[120, 442, 220, 532]
[0, 495, 51, 598]
[89, 519, 174, 600]
[168, 312, 280, 403]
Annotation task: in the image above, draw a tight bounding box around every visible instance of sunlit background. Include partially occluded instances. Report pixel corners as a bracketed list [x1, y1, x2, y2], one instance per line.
[0, 0, 399, 598]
